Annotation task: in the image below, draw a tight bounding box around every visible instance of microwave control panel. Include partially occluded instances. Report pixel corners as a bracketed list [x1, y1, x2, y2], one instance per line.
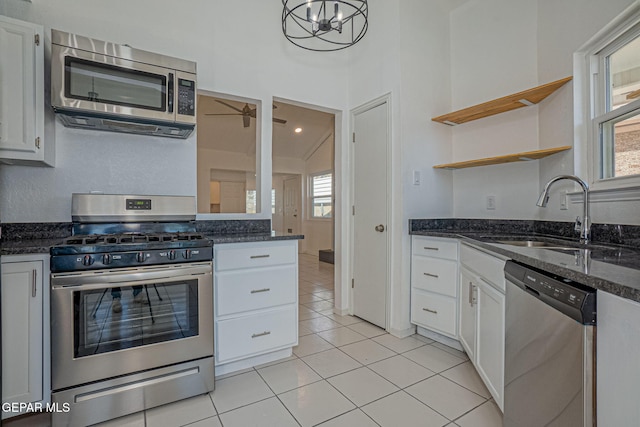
[177, 78, 196, 116]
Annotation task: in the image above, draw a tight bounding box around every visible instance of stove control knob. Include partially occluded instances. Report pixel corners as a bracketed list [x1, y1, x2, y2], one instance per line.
[102, 254, 112, 265]
[168, 250, 177, 260]
[82, 255, 95, 266]
[182, 249, 192, 259]
[136, 252, 146, 263]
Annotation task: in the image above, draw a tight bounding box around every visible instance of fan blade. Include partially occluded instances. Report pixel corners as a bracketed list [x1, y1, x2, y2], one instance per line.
[273, 117, 287, 124]
[243, 115, 251, 128]
[216, 100, 244, 113]
[249, 108, 257, 118]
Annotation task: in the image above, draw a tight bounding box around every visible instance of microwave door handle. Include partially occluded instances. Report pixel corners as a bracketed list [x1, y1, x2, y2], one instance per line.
[168, 73, 174, 113]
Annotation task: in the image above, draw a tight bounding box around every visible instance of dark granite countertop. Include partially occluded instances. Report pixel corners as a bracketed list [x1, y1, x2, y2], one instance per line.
[0, 233, 303, 256]
[0, 238, 66, 255]
[410, 228, 640, 303]
[206, 232, 304, 244]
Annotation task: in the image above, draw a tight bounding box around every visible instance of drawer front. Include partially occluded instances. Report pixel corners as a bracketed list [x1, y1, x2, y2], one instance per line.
[411, 290, 457, 337]
[460, 244, 506, 292]
[411, 257, 457, 297]
[215, 265, 297, 316]
[216, 307, 297, 363]
[412, 236, 458, 260]
[215, 241, 297, 271]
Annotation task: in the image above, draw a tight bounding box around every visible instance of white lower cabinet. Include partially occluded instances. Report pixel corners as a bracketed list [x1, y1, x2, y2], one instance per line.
[410, 236, 459, 341]
[1, 254, 50, 419]
[458, 269, 476, 361]
[214, 240, 298, 374]
[459, 243, 506, 411]
[597, 291, 640, 425]
[476, 276, 505, 408]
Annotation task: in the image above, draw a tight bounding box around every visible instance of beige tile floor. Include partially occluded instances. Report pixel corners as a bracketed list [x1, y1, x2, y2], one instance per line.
[7, 253, 502, 427]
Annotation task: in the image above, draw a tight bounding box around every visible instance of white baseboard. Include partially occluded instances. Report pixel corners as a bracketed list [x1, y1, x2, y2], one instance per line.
[215, 348, 292, 377]
[333, 307, 349, 316]
[388, 325, 416, 338]
[416, 326, 463, 351]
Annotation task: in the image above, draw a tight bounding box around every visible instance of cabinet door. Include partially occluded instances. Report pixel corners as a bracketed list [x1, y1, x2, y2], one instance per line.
[1, 260, 43, 409]
[0, 16, 44, 163]
[476, 280, 505, 411]
[458, 269, 477, 360]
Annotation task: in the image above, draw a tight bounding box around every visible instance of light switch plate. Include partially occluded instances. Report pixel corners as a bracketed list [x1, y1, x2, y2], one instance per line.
[486, 195, 496, 210]
[413, 170, 421, 185]
[560, 191, 568, 210]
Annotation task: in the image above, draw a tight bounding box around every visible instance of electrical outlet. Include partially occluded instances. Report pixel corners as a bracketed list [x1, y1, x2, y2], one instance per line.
[560, 191, 568, 210]
[486, 195, 496, 210]
[413, 170, 421, 185]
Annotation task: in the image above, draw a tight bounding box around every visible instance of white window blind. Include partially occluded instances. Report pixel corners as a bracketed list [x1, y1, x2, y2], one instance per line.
[310, 172, 332, 218]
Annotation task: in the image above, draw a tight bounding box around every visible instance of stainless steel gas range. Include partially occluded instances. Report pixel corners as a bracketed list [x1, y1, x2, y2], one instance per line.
[49, 194, 214, 427]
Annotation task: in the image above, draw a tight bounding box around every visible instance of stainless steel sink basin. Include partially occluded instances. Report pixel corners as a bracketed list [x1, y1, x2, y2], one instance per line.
[496, 240, 575, 249]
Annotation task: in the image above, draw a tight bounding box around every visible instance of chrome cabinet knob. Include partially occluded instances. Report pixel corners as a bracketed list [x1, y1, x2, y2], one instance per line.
[375, 224, 385, 232]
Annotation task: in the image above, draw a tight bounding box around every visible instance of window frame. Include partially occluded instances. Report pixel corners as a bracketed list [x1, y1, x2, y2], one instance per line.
[308, 170, 333, 220]
[575, 4, 640, 200]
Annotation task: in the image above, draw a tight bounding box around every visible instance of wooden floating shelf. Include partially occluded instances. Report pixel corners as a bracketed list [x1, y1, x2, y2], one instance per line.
[433, 146, 572, 170]
[627, 88, 640, 100]
[432, 77, 573, 126]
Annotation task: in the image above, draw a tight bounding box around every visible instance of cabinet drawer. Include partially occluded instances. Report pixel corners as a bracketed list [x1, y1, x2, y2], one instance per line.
[216, 307, 297, 363]
[411, 257, 457, 297]
[411, 290, 457, 337]
[412, 236, 458, 260]
[215, 241, 296, 271]
[460, 244, 507, 292]
[215, 265, 297, 316]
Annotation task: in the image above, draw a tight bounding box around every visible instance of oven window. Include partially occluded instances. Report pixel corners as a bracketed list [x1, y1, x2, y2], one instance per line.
[74, 279, 199, 358]
[65, 57, 166, 111]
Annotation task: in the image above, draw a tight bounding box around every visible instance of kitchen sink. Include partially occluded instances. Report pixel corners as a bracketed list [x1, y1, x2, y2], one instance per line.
[496, 240, 577, 249]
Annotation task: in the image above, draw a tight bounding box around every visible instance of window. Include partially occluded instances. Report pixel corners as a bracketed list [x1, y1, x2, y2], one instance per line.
[271, 189, 276, 214]
[310, 172, 333, 218]
[578, 6, 640, 196]
[596, 30, 640, 180]
[246, 190, 256, 214]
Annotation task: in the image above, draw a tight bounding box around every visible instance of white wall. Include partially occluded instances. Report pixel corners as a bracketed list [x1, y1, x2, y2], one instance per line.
[449, 0, 639, 225]
[0, 0, 349, 222]
[450, 0, 540, 220]
[346, 0, 453, 334]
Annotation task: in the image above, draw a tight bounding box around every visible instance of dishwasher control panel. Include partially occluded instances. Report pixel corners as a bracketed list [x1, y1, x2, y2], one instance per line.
[505, 260, 596, 325]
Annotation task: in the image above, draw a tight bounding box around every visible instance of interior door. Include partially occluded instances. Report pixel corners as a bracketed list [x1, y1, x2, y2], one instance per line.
[352, 100, 389, 329]
[283, 176, 301, 236]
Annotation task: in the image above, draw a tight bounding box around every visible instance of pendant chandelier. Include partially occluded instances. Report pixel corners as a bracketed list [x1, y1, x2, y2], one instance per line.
[282, 0, 368, 52]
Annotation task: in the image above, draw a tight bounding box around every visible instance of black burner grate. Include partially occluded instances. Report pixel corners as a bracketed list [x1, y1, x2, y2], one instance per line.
[62, 232, 205, 246]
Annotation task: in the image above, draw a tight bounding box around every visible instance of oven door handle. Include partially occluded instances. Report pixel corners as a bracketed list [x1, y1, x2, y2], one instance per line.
[51, 263, 212, 288]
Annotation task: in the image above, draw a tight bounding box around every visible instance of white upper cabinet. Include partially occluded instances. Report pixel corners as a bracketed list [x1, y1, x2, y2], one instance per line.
[0, 15, 54, 166]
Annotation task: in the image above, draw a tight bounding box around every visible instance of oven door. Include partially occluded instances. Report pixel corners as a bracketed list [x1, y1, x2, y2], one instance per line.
[51, 262, 213, 391]
[51, 44, 186, 124]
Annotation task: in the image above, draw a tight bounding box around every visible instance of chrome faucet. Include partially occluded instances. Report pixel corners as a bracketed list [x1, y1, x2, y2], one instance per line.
[536, 175, 591, 244]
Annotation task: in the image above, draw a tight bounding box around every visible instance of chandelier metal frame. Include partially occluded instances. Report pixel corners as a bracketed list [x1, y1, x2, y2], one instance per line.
[282, 0, 368, 52]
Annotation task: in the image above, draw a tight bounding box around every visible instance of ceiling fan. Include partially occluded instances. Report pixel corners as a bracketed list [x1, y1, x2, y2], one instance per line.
[205, 100, 287, 128]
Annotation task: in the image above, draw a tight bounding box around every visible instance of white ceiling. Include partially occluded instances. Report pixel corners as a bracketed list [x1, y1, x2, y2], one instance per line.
[197, 94, 334, 160]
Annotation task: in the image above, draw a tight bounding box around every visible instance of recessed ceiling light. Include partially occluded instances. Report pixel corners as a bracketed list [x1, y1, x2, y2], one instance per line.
[294, 127, 303, 133]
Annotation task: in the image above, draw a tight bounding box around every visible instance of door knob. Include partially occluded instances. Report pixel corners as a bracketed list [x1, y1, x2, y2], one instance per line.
[375, 224, 385, 232]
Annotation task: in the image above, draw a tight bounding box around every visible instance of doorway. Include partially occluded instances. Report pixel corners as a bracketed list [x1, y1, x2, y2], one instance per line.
[351, 96, 391, 329]
[271, 99, 337, 258]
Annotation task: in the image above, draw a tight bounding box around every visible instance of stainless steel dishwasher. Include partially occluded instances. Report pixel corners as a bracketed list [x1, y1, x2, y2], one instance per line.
[504, 260, 596, 427]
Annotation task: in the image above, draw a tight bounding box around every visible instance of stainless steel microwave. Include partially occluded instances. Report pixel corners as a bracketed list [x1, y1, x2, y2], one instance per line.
[51, 29, 197, 139]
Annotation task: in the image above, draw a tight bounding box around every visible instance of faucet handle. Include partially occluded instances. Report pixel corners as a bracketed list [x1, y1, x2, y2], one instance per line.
[574, 216, 582, 233]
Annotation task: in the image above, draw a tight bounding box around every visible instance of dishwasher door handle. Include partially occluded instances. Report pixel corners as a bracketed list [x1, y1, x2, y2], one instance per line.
[524, 285, 540, 297]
